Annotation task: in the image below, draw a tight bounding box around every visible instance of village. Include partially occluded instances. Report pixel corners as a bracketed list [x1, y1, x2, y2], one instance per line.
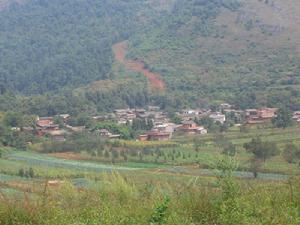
[17, 103, 300, 143]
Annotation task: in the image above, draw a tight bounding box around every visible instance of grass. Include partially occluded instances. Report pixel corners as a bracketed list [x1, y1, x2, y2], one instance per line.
[0, 170, 299, 225]
[6, 151, 141, 172]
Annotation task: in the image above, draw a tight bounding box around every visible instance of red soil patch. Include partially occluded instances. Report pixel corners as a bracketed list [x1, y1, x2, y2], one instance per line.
[112, 41, 165, 91]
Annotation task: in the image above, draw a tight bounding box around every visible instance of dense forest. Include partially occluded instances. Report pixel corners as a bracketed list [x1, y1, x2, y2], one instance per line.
[0, 0, 300, 115]
[0, 0, 161, 94]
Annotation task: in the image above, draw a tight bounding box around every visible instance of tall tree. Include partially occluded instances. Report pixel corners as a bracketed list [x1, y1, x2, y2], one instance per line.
[272, 107, 293, 129]
[243, 137, 279, 178]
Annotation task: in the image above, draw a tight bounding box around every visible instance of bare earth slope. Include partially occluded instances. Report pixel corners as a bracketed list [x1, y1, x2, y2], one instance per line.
[113, 41, 165, 92]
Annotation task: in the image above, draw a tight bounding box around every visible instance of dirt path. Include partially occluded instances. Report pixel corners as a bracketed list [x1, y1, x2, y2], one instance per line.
[112, 41, 165, 91]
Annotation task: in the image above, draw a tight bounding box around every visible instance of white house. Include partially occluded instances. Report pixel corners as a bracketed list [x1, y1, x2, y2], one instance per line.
[209, 112, 226, 124]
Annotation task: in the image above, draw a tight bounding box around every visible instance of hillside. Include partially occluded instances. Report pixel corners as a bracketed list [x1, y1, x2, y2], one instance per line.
[0, 0, 164, 94]
[128, 0, 300, 109]
[0, 0, 300, 114]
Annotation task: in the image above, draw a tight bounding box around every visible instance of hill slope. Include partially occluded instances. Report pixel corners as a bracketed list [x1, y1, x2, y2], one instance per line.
[128, 0, 300, 109]
[0, 0, 300, 113]
[0, 0, 164, 94]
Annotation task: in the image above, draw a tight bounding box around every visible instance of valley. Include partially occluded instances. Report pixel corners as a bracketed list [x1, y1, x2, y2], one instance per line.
[0, 0, 300, 224]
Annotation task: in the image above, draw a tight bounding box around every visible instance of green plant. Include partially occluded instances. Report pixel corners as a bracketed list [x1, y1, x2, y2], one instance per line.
[149, 196, 170, 225]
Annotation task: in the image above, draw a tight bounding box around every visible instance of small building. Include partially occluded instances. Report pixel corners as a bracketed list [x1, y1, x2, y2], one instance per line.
[66, 125, 85, 133]
[147, 106, 160, 111]
[178, 121, 207, 135]
[197, 127, 208, 135]
[98, 129, 111, 137]
[138, 134, 149, 141]
[209, 112, 226, 124]
[292, 111, 300, 123]
[246, 108, 278, 124]
[153, 123, 178, 134]
[96, 129, 120, 139]
[220, 103, 233, 110]
[138, 130, 171, 141]
[47, 130, 67, 142]
[37, 117, 54, 127]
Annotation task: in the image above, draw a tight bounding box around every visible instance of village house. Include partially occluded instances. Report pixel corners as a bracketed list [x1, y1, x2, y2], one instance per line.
[292, 111, 300, 123]
[246, 108, 278, 124]
[37, 117, 54, 127]
[96, 129, 120, 139]
[209, 112, 226, 124]
[153, 123, 178, 134]
[93, 114, 116, 122]
[65, 125, 85, 133]
[47, 130, 67, 142]
[220, 103, 233, 110]
[36, 117, 60, 136]
[152, 112, 169, 125]
[138, 130, 171, 141]
[147, 106, 160, 111]
[178, 109, 210, 121]
[114, 109, 136, 124]
[178, 121, 207, 135]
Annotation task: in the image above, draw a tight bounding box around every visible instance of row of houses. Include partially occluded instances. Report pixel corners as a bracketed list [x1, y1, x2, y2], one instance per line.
[24, 104, 300, 143]
[138, 121, 208, 141]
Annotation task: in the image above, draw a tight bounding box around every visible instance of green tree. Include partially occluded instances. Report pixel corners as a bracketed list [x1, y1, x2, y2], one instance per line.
[272, 108, 293, 128]
[53, 116, 65, 129]
[28, 168, 35, 178]
[244, 137, 279, 177]
[244, 137, 279, 162]
[3, 112, 23, 127]
[283, 143, 300, 164]
[169, 114, 182, 124]
[222, 142, 236, 157]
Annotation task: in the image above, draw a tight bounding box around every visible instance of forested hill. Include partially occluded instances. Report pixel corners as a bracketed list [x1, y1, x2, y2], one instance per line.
[0, 0, 163, 94]
[128, 0, 300, 109]
[0, 0, 300, 114]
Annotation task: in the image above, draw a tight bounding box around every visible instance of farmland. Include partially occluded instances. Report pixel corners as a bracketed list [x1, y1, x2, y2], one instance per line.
[1, 125, 300, 180]
[0, 125, 300, 224]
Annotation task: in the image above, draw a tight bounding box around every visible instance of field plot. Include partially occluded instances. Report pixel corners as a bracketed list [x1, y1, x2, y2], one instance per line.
[6, 151, 141, 173]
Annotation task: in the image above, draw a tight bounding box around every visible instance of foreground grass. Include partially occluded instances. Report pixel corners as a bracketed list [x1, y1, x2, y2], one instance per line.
[0, 172, 299, 225]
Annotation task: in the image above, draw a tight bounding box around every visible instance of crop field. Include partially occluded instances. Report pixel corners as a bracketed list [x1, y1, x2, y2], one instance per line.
[5, 151, 141, 172]
[0, 125, 299, 198]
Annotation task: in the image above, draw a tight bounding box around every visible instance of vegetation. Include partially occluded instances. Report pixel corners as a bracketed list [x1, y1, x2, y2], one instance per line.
[0, 0, 300, 114]
[0, 159, 300, 225]
[243, 137, 279, 178]
[272, 107, 294, 128]
[1, 1, 300, 223]
[0, 124, 299, 224]
[283, 143, 300, 164]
